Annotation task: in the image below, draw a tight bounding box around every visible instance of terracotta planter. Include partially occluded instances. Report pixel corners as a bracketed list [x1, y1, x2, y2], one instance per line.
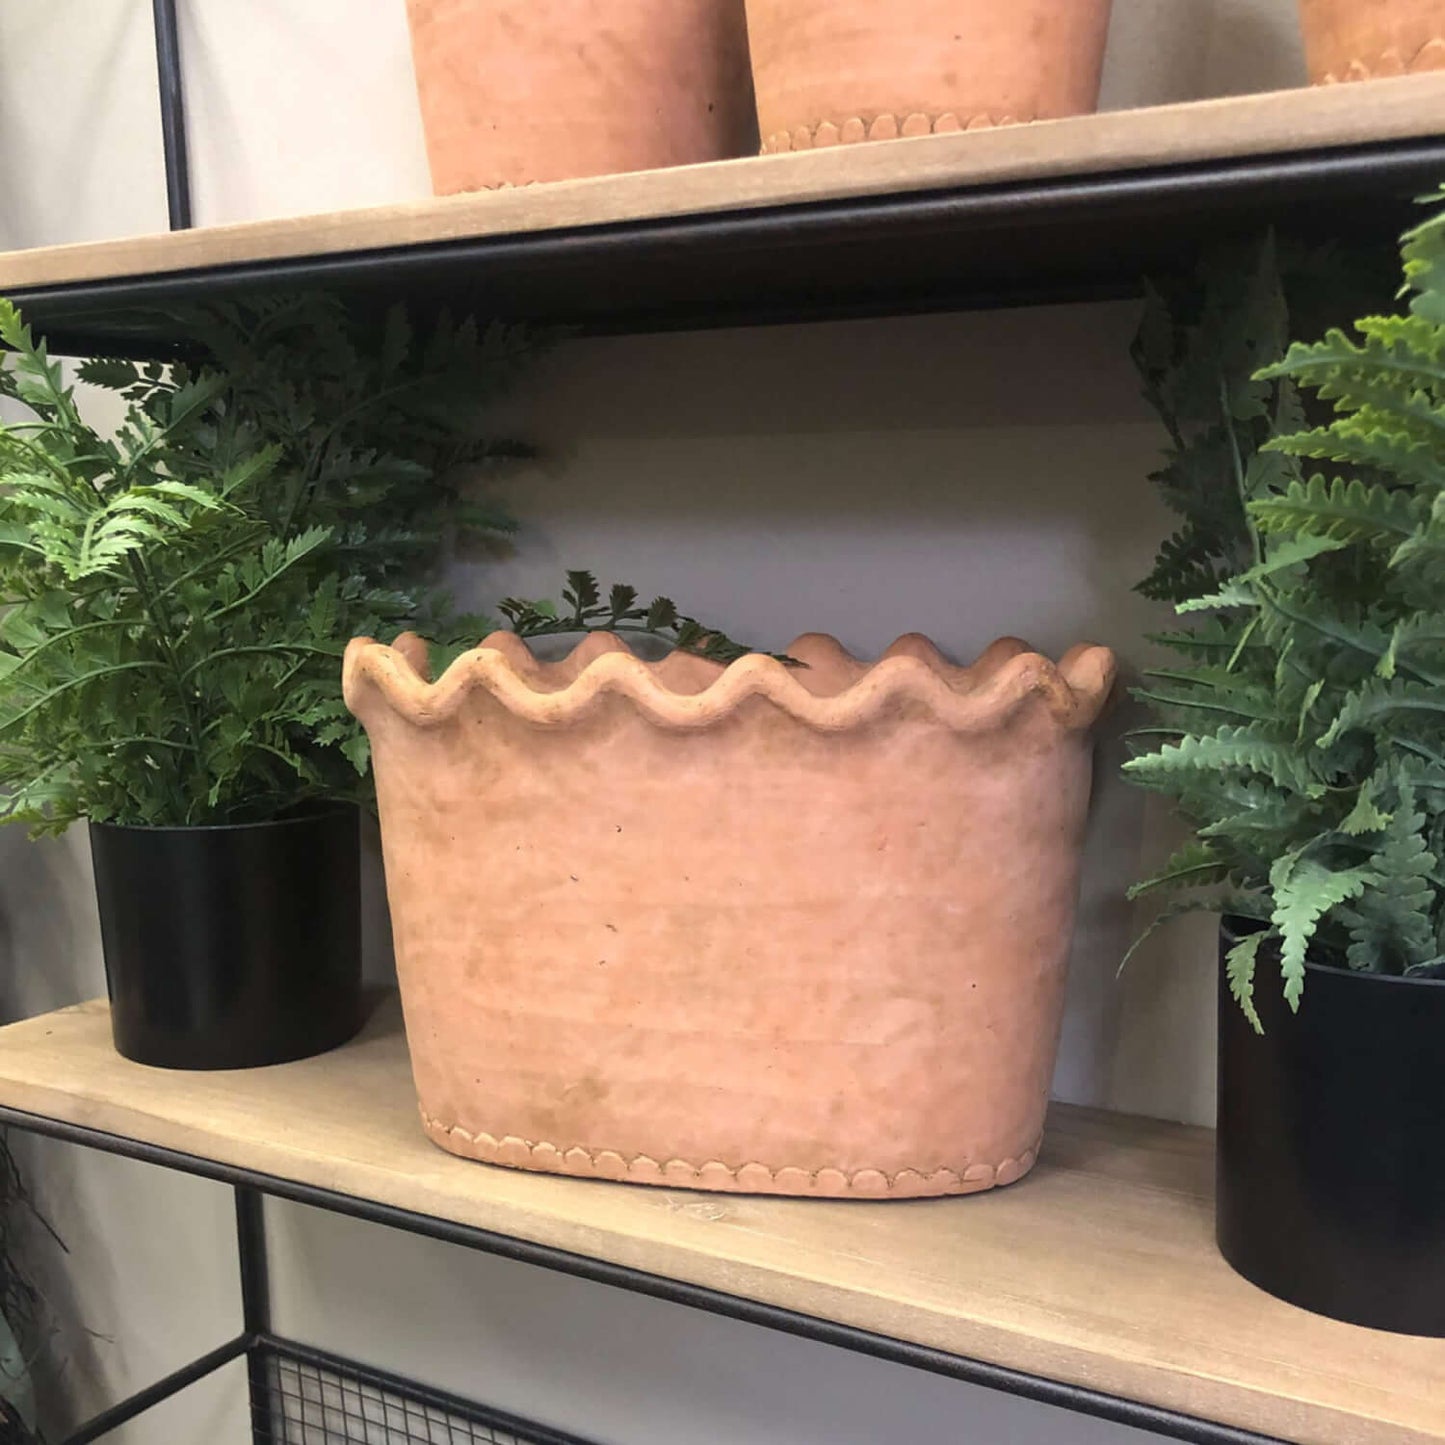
[405, 0, 757, 192]
[743, 0, 1115, 156]
[1298, 0, 1445, 83]
[344, 630, 1115, 1198]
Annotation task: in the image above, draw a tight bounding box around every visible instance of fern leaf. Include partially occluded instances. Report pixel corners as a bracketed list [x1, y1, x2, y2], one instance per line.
[1340, 775, 1394, 836]
[562, 570, 600, 616]
[1176, 580, 1260, 613]
[1124, 726, 1322, 797]
[164, 373, 229, 431]
[1130, 676, 1280, 723]
[74, 357, 140, 391]
[1125, 841, 1230, 898]
[1339, 802, 1438, 971]
[1249, 474, 1424, 547]
[1378, 611, 1445, 684]
[1392, 491, 1445, 573]
[1320, 679, 1445, 747]
[1268, 859, 1377, 1007]
[1258, 328, 1445, 440]
[1225, 929, 1267, 1033]
[1268, 409, 1440, 486]
[1405, 200, 1445, 322]
[1176, 533, 1345, 614]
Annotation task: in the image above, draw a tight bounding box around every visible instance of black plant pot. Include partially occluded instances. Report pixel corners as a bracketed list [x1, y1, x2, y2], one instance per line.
[89, 806, 363, 1071]
[1216, 918, 1445, 1335]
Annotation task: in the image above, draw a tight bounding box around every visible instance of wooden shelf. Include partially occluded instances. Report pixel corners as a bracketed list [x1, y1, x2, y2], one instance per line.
[4, 74, 1445, 348]
[0, 996, 1440, 1444]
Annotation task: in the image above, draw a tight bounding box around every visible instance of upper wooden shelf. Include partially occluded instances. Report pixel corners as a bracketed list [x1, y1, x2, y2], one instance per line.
[4, 73, 1445, 349]
[0, 996, 1439, 1444]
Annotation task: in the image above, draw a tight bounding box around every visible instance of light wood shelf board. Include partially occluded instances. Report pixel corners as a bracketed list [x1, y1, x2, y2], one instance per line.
[2, 73, 1444, 293]
[0, 997, 1439, 1444]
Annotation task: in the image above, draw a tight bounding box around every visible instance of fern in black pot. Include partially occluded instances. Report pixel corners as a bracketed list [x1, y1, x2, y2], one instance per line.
[0, 296, 542, 1067]
[1125, 207, 1445, 1334]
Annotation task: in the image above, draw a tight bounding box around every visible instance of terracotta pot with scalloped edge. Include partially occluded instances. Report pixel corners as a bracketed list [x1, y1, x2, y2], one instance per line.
[1297, 0, 1445, 84]
[344, 630, 1116, 1199]
[743, 0, 1114, 156]
[404, 0, 756, 192]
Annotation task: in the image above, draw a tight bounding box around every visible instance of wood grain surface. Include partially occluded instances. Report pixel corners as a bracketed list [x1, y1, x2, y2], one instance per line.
[0, 997, 1439, 1443]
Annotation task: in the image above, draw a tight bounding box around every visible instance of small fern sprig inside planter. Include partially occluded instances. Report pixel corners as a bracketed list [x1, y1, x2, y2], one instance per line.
[1124, 206, 1445, 1028]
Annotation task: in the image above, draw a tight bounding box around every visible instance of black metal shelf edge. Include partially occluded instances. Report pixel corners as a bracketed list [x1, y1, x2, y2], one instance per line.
[9, 137, 1445, 355]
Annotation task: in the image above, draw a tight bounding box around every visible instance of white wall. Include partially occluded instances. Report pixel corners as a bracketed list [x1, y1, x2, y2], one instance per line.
[0, 2, 1309, 1440]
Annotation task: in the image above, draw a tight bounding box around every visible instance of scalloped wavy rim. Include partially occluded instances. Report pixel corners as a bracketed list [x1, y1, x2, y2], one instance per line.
[343, 631, 1116, 734]
[760, 109, 1040, 154]
[1317, 36, 1445, 83]
[420, 1107, 1043, 1199]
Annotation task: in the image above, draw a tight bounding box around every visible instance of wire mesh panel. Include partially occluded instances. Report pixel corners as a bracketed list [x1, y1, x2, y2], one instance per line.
[250, 1340, 593, 1445]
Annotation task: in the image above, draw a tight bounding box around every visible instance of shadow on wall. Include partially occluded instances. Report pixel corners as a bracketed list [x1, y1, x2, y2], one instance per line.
[0, 829, 104, 1022]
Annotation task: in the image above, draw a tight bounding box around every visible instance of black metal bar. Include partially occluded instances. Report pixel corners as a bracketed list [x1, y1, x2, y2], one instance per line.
[59, 1332, 249, 1444]
[235, 1186, 274, 1441]
[0, 1105, 1279, 1445]
[236, 1186, 271, 1334]
[150, 0, 193, 231]
[251, 1331, 597, 1445]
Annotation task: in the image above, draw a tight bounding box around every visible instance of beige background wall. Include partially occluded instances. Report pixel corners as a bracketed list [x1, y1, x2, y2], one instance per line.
[0, 2, 1308, 1440]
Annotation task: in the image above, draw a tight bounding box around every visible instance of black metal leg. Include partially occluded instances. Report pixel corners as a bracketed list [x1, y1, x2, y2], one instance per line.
[150, 0, 193, 231]
[235, 1187, 273, 1442]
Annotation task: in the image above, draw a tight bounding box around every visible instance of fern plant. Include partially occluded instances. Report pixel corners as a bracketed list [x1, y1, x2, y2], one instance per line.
[1125, 207, 1445, 1028]
[0, 297, 761, 834]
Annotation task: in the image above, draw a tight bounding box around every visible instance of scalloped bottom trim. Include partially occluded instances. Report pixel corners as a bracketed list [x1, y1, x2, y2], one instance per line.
[1318, 36, 1445, 83]
[761, 110, 1037, 154]
[419, 1107, 1041, 1198]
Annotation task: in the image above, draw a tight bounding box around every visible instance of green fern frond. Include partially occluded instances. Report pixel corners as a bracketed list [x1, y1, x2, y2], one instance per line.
[1128, 222, 1445, 1002]
[1338, 803, 1438, 971]
[1269, 858, 1378, 1007]
[1320, 678, 1445, 748]
[1258, 328, 1445, 439]
[1125, 841, 1230, 899]
[1225, 929, 1268, 1033]
[1404, 199, 1445, 322]
[1249, 475, 1424, 547]
[1268, 411, 1440, 485]
[1176, 533, 1346, 614]
[1124, 726, 1322, 797]
[1340, 774, 1394, 836]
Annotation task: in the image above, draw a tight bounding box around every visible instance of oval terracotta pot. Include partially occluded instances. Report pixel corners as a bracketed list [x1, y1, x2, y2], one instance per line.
[405, 0, 757, 192]
[1298, 0, 1445, 83]
[344, 630, 1116, 1198]
[743, 0, 1115, 156]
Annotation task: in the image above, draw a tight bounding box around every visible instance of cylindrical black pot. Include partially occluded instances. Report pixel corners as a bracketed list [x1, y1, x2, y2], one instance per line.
[1216, 918, 1445, 1335]
[90, 806, 363, 1071]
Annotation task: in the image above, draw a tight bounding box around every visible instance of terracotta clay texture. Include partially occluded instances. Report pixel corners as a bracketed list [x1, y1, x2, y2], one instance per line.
[1298, 0, 1445, 83]
[344, 631, 1116, 1198]
[405, 0, 756, 192]
[743, 0, 1114, 155]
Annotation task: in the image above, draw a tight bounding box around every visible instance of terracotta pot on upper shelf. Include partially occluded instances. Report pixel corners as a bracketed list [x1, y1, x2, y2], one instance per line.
[1297, 0, 1445, 84]
[404, 0, 757, 192]
[742, 0, 1115, 156]
[344, 629, 1116, 1199]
